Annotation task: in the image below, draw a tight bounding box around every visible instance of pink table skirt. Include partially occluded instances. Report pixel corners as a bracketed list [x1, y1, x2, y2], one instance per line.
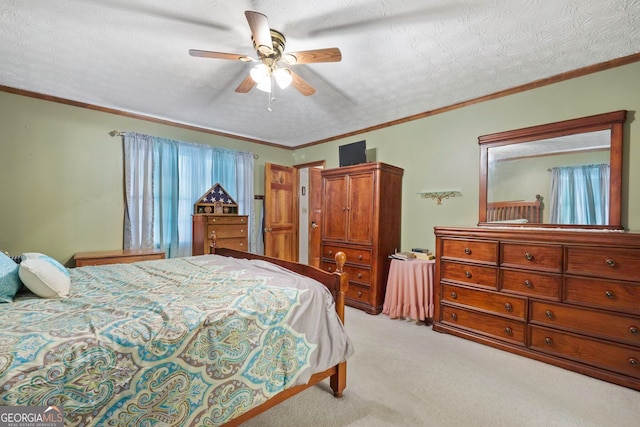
[382, 258, 435, 321]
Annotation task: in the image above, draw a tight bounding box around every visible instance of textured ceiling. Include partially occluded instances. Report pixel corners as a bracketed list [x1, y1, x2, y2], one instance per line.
[1, 0, 639, 148]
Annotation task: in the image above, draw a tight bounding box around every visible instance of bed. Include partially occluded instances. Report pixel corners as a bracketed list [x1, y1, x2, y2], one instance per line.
[486, 194, 543, 224]
[0, 247, 352, 426]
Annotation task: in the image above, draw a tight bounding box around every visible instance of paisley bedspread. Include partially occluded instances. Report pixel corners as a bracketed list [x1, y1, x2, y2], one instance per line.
[0, 255, 353, 426]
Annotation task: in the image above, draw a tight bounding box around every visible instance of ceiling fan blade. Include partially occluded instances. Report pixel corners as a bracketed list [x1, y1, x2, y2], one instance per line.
[290, 71, 316, 96]
[283, 48, 342, 65]
[189, 49, 254, 62]
[245, 11, 273, 55]
[235, 75, 256, 93]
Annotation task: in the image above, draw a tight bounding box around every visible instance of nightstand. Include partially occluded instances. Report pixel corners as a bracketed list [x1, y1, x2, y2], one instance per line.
[74, 248, 165, 267]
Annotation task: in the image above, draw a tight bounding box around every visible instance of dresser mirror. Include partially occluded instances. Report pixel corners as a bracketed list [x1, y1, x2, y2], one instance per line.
[478, 110, 627, 229]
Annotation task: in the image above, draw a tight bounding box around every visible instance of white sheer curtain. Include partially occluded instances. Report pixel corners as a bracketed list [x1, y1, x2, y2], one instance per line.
[123, 133, 154, 250]
[123, 132, 255, 257]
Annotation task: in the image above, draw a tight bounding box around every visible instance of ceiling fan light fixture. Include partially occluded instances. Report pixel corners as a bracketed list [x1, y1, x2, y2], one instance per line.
[282, 53, 297, 65]
[249, 63, 270, 83]
[256, 79, 272, 93]
[274, 68, 293, 89]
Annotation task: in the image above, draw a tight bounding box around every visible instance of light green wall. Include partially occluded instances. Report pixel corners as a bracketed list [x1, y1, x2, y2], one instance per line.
[0, 92, 292, 265]
[2, 61, 639, 263]
[293, 61, 640, 252]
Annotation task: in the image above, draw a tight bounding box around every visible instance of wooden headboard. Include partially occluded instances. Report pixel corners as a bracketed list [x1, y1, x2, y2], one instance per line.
[486, 194, 542, 223]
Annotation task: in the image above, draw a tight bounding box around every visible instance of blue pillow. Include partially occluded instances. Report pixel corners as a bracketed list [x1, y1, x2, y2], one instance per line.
[0, 252, 21, 303]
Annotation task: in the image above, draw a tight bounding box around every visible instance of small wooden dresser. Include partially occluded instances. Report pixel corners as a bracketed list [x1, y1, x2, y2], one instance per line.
[192, 214, 249, 255]
[433, 226, 640, 391]
[74, 248, 165, 267]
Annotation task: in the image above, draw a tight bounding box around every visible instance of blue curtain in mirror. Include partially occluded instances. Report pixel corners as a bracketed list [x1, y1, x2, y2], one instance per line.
[124, 132, 254, 258]
[548, 163, 609, 225]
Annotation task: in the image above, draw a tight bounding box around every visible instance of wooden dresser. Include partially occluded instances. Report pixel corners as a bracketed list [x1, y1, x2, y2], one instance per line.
[192, 214, 249, 255]
[320, 162, 404, 314]
[74, 249, 165, 267]
[433, 226, 640, 391]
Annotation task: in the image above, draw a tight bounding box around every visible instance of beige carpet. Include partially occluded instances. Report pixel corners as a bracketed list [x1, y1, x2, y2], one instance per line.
[242, 306, 640, 427]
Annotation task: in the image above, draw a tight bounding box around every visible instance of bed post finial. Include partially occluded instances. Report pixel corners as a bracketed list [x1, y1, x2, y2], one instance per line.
[335, 251, 346, 273]
[208, 231, 217, 254]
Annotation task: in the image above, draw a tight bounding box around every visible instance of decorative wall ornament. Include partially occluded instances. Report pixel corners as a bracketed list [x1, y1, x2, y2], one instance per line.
[419, 190, 462, 205]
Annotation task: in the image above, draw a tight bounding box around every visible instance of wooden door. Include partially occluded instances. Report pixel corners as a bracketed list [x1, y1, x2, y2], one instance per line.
[322, 174, 348, 242]
[346, 171, 375, 245]
[264, 163, 298, 261]
[308, 167, 323, 267]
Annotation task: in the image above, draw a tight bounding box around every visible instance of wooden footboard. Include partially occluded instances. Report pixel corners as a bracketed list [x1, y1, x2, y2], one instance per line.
[210, 236, 349, 426]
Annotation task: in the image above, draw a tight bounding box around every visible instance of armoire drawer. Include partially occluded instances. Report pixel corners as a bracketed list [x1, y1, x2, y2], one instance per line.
[530, 300, 640, 346]
[323, 245, 371, 266]
[441, 261, 498, 289]
[322, 261, 371, 285]
[564, 276, 640, 316]
[442, 284, 527, 321]
[500, 269, 561, 300]
[346, 283, 370, 304]
[501, 242, 562, 272]
[565, 246, 640, 281]
[441, 305, 526, 346]
[441, 238, 498, 264]
[530, 325, 640, 380]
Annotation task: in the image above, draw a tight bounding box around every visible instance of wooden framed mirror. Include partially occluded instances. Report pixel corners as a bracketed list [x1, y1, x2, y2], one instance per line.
[478, 110, 627, 229]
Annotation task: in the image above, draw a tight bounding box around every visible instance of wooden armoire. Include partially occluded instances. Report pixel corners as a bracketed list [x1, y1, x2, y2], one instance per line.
[320, 162, 404, 314]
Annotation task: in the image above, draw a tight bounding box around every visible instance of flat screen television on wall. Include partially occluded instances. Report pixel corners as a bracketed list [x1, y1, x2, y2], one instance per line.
[339, 140, 367, 167]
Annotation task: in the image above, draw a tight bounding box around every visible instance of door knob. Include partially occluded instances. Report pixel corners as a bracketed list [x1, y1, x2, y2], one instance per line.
[264, 227, 272, 232]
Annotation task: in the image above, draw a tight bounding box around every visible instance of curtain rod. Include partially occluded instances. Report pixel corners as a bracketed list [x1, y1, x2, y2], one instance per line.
[108, 130, 259, 159]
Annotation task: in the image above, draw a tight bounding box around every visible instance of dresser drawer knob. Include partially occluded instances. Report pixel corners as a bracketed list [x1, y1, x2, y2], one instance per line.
[451, 292, 458, 299]
[451, 313, 458, 321]
[544, 337, 553, 345]
[358, 255, 363, 260]
[357, 273, 363, 279]
[545, 310, 554, 319]
[606, 258, 616, 267]
[630, 326, 639, 335]
[605, 290, 615, 299]
[524, 280, 533, 288]
[504, 303, 513, 311]
[327, 266, 333, 272]
[464, 271, 472, 278]
[464, 248, 471, 255]
[504, 327, 512, 335]
[629, 358, 639, 367]
[357, 291, 363, 297]
[328, 250, 333, 255]
[524, 252, 533, 261]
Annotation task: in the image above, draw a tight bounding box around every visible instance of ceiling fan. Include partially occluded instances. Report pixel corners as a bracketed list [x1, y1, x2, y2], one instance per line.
[189, 11, 342, 97]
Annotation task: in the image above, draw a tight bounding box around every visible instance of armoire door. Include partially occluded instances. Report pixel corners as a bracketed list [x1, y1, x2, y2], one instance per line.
[345, 171, 374, 245]
[322, 174, 348, 242]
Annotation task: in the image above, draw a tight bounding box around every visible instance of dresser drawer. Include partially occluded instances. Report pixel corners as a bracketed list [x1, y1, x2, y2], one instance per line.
[323, 245, 371, 266]
[441, 305, 526, 346]
[442, 238, 498, 264]
[530, 325, 640, 380]
[208, 224, 247, 239]
[501, 242, 562, 272]
[441, 261, 498, 289]
[207, 215, 247, 225]
[565, 246, 640, 281]
[346, 283, 370, 305]
[530, 301, 640, 346]
[216, 238, 247, 251]
[564, 276, 640, 316]
[500, 269, 561, 300]
[322, 261, 371, 285]
[442, 284, 527, 321]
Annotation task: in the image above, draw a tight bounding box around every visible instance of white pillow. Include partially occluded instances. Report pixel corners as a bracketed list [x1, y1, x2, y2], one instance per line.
[19, 253, 70, 298]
